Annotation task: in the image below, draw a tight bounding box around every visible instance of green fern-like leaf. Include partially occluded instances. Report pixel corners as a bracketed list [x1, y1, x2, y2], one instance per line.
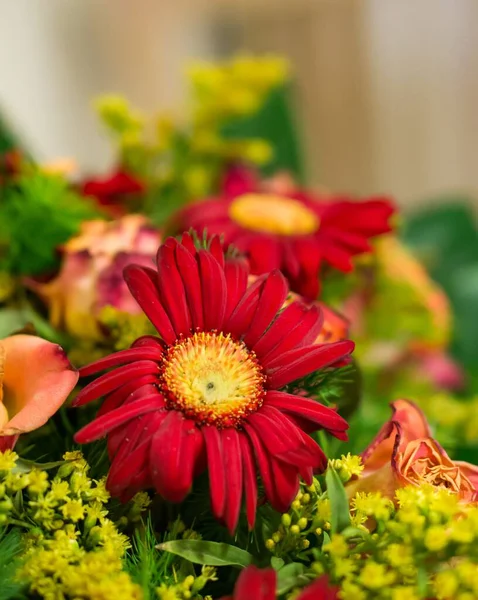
[0, 170, 100, 276]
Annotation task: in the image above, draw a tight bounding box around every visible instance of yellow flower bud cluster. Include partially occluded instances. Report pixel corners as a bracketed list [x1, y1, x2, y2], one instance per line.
[316, 484, 478, 599]
[92, 54, 288, 218]
[265, 479, 330, 557]
[0, 448, 137, 598]
[156, 566, 217, 600]
[329, 453, 364, 484]
[188, 54, 289, 125]
[17, 536, 142, 600]
[98, 305, 157, 351]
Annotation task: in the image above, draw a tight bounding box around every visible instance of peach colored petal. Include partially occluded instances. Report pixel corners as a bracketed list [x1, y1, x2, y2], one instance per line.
[455, 461, 478, 493]
[361, 421, 399, 475]
[346, 461, 400, 500]
[390, 399, 431, 446]
[0, 335, 78, 435]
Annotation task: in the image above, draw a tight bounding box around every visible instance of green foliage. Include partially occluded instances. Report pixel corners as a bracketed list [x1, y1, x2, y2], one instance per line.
[222, 85, 305, 181]
[158, 539, 253, 568]
[0, 170, 99, 276]
[401, 200, 478, 370]
[325, 467, 351, 534]
[0, 529, 26, 600]
[275, 562, 308, 595]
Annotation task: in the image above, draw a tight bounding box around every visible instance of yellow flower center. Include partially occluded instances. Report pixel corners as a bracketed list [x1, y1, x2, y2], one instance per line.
[229, 193, 319, 236]
[161, 332, 265, 427]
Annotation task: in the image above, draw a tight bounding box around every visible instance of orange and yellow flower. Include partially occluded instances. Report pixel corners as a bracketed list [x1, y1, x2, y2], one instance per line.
[0, 335, 78, 450]
[347, 399, 478, 502]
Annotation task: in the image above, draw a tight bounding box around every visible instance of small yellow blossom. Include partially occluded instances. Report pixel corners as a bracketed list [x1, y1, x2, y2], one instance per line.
[61, 499, 85, 522]
[434, 570, 459, 599]
[49, 480, 70, 501]
[0, 450, 18, 471]
[424, 525, 448, 551]
[324, 534, 349, 558]
[28, 470, 49, 494]
[358, 561, 396, 589]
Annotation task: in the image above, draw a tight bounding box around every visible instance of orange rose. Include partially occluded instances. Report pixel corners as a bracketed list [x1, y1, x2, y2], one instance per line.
[0, 335, 78, 450]
[347, 399, 478, 501]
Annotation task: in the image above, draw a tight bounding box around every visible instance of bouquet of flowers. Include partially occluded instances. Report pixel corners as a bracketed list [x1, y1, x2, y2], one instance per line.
[0, 55, 477, 600]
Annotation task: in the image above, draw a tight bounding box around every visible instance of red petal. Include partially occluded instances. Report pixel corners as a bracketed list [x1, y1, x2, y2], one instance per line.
[239, 433, 258, 530]
[150, 411, 202, 503]
[224, 276, 265, 339]
[256, 303, 323, 365]
[203, 426, 226, 519]
[224, 259, 249, 322]
[268, 455, 300, 513]
[266, 391, 349, 434]
[209, 236, 225, 269]
[74, 394, 164, 443]
[297, 575, 339, 600]
[266, 341, 354, 389]
[124, 265, 177, 344]
[175, 243, 204, 330]
[157, 244, 192, 336]
[244, 424, 279, 509]
[253, 405, 326, 469]
[199, 250, 227, 331]
[243, 271, 288, 348]
[79, 346, 163, 377]
[232, 566, 276, 600]
[246, 236, 282, 274]
[72, 361, 159, 407]
[97, 379, 159, 418]
[108, 423, 155, 495]
[220, 429, 243, 534]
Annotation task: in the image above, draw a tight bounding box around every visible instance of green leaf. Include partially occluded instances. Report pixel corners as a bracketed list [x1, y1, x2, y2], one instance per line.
[275, 562, 306, 595]
[222, 85, 305, 181]
[0, 309, 29, 338]
[157, 540, 253, 568]
[325, 466, 351, 534]
[271, 556, 285, 571]
[13, 458, 66, 474]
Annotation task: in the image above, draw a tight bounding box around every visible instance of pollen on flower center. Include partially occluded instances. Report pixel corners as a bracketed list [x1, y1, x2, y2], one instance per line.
[229, 193, 319, 236]
[160, 332, 266, 427]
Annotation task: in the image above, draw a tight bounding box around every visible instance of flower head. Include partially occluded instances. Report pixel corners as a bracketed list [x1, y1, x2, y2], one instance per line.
[33, 215, 160, 340]
[174, 166, 395, 300]
[74, 233, 353, 532]
[347, 399, 478, 501]
[221, 566, 338, 600]
[0, 335, 78, 450]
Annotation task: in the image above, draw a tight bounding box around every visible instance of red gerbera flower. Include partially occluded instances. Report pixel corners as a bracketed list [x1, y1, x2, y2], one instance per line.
[175, 166, 395, 300]
[73, 233, 353, 533]
[221, 566, 339, 600]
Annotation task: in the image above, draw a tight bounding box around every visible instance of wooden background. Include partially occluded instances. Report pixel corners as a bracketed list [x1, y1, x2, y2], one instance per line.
[1, 0, 477, 207]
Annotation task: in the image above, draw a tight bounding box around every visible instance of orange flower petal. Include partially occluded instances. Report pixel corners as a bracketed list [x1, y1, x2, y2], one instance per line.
[455, 461, 478, 496]
[389, 399, 431, 447]
[0, 335, 78, 435]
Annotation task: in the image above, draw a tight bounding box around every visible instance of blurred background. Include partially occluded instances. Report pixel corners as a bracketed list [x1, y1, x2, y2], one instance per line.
[1, 0, 478, 208]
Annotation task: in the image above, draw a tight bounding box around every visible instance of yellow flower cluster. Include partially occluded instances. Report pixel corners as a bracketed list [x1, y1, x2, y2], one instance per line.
[94, 54, 287, 212]
[0, 449, 144, 599]
[320, 484, 478, 599]
[265, 479, 331, 556]
[98, 305, 157, 351]
[17, 536, 142, 600]
[187, 54, 289, 125]
[329, 453, 364, 484]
